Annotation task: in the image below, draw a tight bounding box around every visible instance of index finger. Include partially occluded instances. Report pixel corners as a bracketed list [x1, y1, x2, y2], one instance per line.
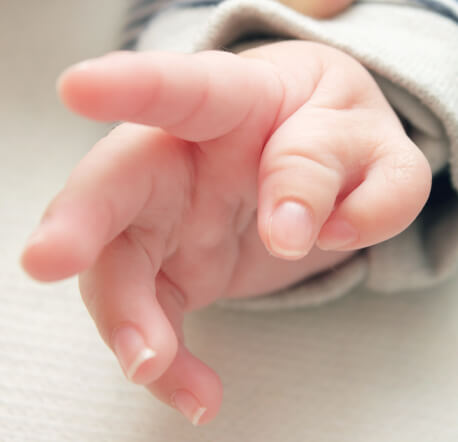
[58, 50, 283, 142]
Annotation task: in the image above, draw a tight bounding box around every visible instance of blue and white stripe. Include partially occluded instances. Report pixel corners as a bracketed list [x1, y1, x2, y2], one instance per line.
[120, 0, 457, 50]
[121, 0, 223, 49]
[356, 0, 458, 21]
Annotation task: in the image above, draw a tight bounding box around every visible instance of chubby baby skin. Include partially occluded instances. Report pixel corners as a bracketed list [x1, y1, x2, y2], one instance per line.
[21, 40, 431, 425]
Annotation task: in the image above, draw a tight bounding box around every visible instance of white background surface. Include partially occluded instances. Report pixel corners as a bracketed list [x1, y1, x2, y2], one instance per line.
[1, 1, 458, 441]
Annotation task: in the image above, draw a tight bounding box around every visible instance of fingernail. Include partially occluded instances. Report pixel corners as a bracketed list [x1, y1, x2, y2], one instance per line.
[317, 219, 359, 250]
[112, 325, 156, 383]
[70, 54, 127, 72]
[71, 58, 101, 71]
[25, 228, 47, 249]
[25, 214, 53, 248]
[171, 390, 207, 426]
[57, 59, 100, 91]
[268, 200, 314, 258]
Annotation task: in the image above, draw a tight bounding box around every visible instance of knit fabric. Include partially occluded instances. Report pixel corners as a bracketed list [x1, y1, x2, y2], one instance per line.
[122, 0, 458, 49]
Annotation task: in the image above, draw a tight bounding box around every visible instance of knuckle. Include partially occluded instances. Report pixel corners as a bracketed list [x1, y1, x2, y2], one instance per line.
[387, 143, 431, 188]
[264, 145, 343, 188]
[385, 149, 420, 183]
[380, 140, 432, 213]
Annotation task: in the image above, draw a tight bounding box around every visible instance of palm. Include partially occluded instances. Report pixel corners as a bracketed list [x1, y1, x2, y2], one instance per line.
[131, 123, 347, 312]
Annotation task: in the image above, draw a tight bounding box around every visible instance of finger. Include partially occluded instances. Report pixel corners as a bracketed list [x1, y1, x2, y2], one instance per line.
[316, 136, 431, 251]
[147, 275, 223, 426]
[281, 0, 356, 17]
[57, 50, 283, 141]
[79, 234, 177, 385]
[257, 105, 432, 258]
[149, 345, 223, 426]
[21, 123, 192, 281]
[257, 105, 344, 260]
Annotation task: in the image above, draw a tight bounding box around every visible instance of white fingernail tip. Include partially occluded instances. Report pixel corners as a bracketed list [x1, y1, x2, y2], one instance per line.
[126, 348, 156, 380]
[192, 407, 207, 426]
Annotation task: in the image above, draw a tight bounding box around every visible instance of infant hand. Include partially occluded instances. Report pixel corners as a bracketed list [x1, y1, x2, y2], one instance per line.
[21, 41, 431, 425]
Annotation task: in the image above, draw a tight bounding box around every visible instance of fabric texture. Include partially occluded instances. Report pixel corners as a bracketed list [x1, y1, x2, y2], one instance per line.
[122, 0, 458, 49]
[131, 0, 458, 310]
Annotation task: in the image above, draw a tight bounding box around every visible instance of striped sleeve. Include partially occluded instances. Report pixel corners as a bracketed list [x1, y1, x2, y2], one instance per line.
[357, 0, 457, 21]
[121, 0, 224, 49]
[120, 0, 458, 50]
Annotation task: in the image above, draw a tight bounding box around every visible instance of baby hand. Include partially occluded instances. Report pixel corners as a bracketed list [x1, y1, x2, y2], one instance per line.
[21, 41, 431, 425]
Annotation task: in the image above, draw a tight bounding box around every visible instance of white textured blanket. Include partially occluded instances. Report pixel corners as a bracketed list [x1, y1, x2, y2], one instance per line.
[1, 1, 458, 441]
